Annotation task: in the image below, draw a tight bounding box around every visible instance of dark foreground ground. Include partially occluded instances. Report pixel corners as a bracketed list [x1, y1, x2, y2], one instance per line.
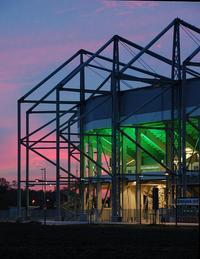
[0, 223, 199, 259]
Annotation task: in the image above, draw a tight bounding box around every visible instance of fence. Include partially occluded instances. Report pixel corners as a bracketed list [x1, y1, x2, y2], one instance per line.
[0, 207, 198, 224]
[0, 208, 199, 224]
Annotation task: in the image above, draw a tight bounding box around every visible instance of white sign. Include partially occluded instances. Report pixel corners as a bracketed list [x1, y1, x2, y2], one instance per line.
[177, 198, 199, 206]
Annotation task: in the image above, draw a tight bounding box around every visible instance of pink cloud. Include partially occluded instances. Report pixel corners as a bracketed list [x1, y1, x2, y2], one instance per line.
[100, 1, 159, 10]
[95, 0, 159, 15]
[123, 1, 159, 9]
[101, 1, 118, 9]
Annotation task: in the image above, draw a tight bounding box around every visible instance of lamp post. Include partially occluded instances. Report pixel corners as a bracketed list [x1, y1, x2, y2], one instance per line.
[41, 168, 47, 224]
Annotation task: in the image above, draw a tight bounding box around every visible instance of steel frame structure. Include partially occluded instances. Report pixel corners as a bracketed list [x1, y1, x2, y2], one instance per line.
[17, 18, 200, 221]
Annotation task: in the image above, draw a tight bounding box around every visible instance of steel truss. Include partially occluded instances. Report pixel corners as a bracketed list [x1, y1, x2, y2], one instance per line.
[17, 18, 200, 221]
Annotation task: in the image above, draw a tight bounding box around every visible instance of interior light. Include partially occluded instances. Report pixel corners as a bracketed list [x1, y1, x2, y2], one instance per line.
[127, 159, 135, 165]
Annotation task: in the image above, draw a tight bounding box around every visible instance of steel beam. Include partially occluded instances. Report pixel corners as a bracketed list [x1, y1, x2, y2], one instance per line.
[120, 129, 173, 174]
[21, 142, 76, 177]
[80, 53, 85, 212]
[183, 45, 200, 64]
[25, 112, 30, 218]
[111, 37, 121, 221]
[60, 96, 111, 132]
[22, 104, 78, 143]
[60, 88, 110, 95]
[135, 128, 141, 224]
[199, 119, 200, 173]
[96, 136, 102, 219]
[171, 19, 182, 200]
[17, 101, 22, 219]
[84, 49, 170, 80]
[19, 50, 81, 101]
[68, 124, 71, 203]
[120, 19, 175, 73]
[180, 19, 200, 34]
[118, 73, 172, 85]
[142, 130, 165, 152]
[61, 135, 110, 175]
[56, 88, 61, 219]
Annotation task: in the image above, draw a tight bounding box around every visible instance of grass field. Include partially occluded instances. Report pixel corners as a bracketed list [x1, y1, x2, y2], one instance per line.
[0, 223, 199, 259]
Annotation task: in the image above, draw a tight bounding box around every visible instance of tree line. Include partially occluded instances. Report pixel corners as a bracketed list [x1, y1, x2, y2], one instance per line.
[0, 178, 56, 210]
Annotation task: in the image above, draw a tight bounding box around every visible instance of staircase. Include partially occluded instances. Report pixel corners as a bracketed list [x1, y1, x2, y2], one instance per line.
[61, 188, 80, 221]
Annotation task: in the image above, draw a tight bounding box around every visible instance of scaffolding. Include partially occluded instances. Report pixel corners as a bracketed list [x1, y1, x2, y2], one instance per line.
[17, 18, 200, 222]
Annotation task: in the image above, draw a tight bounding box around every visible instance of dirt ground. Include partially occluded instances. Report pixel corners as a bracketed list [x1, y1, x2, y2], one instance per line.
[0, 223, 198, 259]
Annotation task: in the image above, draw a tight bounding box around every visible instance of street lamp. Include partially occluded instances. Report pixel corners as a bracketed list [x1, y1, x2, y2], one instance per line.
[41, 168, 47, 224]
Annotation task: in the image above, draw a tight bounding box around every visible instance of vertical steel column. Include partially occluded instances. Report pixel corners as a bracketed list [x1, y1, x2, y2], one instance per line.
[118, 129, 121, 218]
[68, 124, 71, 201]
[181, 65, 187, 196]
[41, 168, 47, 224]
[170, 84, 176, 205]
[135, 128, 141, 224]
[121, 134, 124, 219]
[25, 112, 30, 218]
[165, 122, 173, 207]
[171, 19, 182, 201]
[88, 138, 93, 210]
[111, 36, 120, 221]
[56, 88, 61, 219]
[96, 136, 102, 219]
[198, 118, 200, 172]
[178, 79, 183, 199]
[17, 100, 22, 219]
[88, 139, 93, 176]
[80, 52, 85, 212]
[171, 19, 181, 81]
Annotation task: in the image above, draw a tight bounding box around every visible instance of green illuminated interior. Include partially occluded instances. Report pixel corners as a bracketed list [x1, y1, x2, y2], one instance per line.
[84, 118, 199, 175]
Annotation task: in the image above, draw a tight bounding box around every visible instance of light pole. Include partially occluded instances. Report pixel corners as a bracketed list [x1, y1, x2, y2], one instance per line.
[41, 168, 47, 224]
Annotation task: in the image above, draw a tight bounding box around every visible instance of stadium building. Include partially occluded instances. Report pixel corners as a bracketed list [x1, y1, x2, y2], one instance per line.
[17, 18, 200, 223]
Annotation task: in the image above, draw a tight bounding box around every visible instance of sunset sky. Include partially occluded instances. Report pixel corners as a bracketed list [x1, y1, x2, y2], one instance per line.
[0, 0, 199, 183]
